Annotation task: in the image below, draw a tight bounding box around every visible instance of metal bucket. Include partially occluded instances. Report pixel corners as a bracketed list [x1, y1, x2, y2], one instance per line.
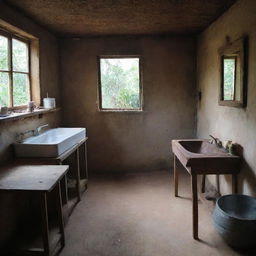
[213, 194, 256, 249]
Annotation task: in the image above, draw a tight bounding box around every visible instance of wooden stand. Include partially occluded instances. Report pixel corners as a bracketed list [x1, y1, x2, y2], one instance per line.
[50, 138, 89, 217]
[173, 155, 238, 240]
[0, 165, 69, 256]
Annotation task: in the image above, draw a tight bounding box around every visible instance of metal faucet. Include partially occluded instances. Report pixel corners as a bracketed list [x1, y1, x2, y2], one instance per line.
[209, 135, 222, 147]
[16, 124, 49, 143]
[34, 124, 49, 136]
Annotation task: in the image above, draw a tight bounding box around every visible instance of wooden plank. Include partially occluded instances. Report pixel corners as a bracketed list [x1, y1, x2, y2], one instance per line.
[56, 181, 65, 247]
[0, 165, 69, 192]
[76, 148, 81, 201]
[191, 174, 198, 240]
[84, 140, 89, 180]
[232, 174, 238, 194]
[201, 174, 206, 193]
[61, 174, 68, 205]
[40, 193, 50, 256]
[174, 155, 178, 197]
[0, 108, 60, 122]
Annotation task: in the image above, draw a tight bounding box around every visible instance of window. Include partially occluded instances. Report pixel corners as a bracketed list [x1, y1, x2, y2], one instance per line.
[219, 37, 247, 108]
[0, 30, 31, 108]
[98, 57, 142, 111]
[223, 57, 236, 101]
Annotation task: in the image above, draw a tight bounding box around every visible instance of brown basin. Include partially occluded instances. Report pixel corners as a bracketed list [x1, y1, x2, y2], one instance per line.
[172, 139, 240, 174]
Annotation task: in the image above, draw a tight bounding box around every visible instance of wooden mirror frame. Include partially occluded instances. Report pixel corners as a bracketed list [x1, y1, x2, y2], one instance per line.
[219, 37, 247, 108]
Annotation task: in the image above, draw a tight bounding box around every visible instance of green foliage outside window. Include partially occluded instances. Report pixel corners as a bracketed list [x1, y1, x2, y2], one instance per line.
[223, 58, 235, 101]
[0, 35, 30, 107]
[100, 58, 141, 109]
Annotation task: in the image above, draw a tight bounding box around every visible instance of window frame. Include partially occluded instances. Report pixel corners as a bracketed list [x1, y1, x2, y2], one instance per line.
[0, 28, 31, 109]
[97, 55, 143, 112]
[218, 37, 247, 108]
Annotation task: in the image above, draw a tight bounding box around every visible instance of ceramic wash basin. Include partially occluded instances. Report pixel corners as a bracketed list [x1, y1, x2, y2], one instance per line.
[14, 128, 86, 158]
[172, 139, 240, 174]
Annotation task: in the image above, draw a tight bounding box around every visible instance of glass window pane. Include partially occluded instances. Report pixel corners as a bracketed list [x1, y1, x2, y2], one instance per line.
[12, 39, 29, 72]
[13, 73, 30, 106]
[0, 35, 9, 71]
[223, 58, 236, 101]
[0, 72, 10, 107]
[100, 58, 141, 109]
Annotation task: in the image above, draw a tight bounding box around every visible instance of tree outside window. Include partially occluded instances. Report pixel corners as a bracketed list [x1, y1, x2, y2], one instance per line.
[99, 57, 142, 111]
[0, 32, 30, 108]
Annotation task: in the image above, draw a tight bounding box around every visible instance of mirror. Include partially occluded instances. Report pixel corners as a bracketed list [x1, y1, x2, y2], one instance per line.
[219, 37, 247, 107]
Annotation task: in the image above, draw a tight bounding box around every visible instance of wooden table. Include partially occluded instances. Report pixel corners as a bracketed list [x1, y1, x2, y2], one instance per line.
[0, 164, 69, 256]
[173, 156, 239, 240]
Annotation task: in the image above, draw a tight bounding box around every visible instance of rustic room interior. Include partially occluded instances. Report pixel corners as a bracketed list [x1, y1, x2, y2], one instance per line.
[0, 0, 256, 255]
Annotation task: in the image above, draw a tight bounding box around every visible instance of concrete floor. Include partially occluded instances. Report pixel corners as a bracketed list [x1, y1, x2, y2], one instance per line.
[60, 170, 248, 256]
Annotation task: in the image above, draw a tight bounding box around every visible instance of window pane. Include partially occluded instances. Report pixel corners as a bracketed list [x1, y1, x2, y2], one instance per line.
[223, 58, 235, 101]
[100, 58, 141, 109]
[13, 73, 30, 106]
[0, 72, 10, 107]
[12, 39, 29, 72]
[0, 35, 8, 71]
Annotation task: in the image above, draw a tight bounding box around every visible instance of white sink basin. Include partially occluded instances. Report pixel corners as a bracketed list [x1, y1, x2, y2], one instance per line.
[14, 127, 86, 158]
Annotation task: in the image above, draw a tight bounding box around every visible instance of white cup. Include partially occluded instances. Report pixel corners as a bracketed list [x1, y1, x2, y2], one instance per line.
[43, 98, 56, 109]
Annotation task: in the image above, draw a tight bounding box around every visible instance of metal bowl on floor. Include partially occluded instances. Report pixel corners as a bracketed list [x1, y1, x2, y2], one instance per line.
[213, 194, 256, 249]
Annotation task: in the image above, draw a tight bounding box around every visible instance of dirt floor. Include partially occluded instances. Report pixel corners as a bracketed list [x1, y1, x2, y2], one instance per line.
[60, 170, 252, 256]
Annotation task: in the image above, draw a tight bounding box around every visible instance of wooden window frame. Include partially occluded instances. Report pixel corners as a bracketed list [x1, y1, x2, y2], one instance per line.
[97, 55, 143, 112]
[218, 37, 247, 108]
[0, 29, 31, 109]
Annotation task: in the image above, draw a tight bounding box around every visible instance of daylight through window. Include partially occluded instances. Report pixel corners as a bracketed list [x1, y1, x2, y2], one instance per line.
[99, 57, 142, 110]
[0, 31, 30, 108]
[223, 57, 236, 101]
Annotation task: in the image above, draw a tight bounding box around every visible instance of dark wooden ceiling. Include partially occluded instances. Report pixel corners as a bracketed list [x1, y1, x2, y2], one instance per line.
[5, 0, 237, 36]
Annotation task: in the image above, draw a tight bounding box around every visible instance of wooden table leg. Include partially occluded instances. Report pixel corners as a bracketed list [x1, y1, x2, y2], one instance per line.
[84, 141, 89, 181]
[56, 181, 65, 247]
[40, 193, 50, 256]
[62, 174, 69, 205]
[191, 174, 199, 240]
[174, 155, 178, 197]
[201, 174, 206, 193]
[76, 148, 81, 201]
[232, 174, 238, 194]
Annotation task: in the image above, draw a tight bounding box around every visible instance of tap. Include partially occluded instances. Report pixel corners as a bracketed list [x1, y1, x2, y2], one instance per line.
[34, 124, 49, 136]
[209, 135, 222, 147]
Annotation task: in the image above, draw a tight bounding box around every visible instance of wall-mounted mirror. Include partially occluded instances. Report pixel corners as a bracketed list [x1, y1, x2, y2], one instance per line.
[219, 37, 247, 107]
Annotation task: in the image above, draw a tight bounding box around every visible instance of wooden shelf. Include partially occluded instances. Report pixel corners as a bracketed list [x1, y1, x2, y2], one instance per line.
[0, 108, 60, 123]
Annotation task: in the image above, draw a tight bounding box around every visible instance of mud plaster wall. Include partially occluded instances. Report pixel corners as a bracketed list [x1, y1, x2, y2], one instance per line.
[197, 0, 256, 196]
[0, 3, 61, 246]
[61, 36, 197, 173]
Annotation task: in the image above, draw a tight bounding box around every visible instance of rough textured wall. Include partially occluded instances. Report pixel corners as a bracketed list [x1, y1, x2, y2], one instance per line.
[197, 0, 256, 196]
[61, 36, 197, 173]
[0, 3, 61, 246]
